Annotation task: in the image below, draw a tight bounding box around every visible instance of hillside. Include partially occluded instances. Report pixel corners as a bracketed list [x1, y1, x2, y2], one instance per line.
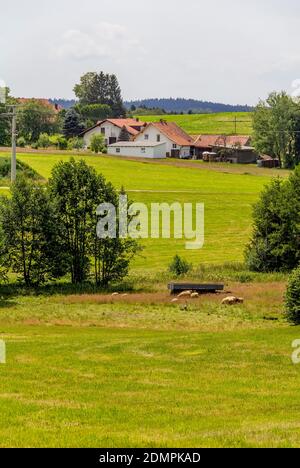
[126, 98, 253, 114]
[4, 151, 280, 270]
[137, 112, 253, 135]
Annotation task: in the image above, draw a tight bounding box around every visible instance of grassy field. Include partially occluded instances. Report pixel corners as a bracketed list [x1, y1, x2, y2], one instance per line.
[5, 151, 287, 271]
[136, 112, 253, 135]
[0, 150, 298, 448]
[1, 282, 300, 448]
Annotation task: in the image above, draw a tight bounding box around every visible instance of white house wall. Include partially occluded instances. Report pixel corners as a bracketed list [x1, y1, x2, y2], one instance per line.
[135, 124, 191, 158]
[83, 122, 123, 147]
[108, 144, 166, 159]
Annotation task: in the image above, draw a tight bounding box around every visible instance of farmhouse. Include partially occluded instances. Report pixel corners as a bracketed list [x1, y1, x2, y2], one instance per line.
[81, 118, 146, 147]
[134, 120, 193, 158]
[108, 141, 167, 159]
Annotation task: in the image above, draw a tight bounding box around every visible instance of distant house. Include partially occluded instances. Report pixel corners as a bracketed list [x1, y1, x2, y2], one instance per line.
[17, 98, 63, 113]
[108, 141, 167, 159]
[192, 135, 252, 159]
[81, 118, 146, 147]
[135, 120, 193, 158]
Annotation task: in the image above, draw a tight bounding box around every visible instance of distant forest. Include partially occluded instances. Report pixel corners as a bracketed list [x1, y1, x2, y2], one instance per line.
[49, 99, 76, 109]
[124, 98, 253, 114]
[49, 97, 253, 114]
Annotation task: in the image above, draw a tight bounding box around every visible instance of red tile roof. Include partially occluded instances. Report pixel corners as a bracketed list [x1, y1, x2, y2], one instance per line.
[82, 118, 145, 136]
[138, 121, 193, 146]
[193, 134, 251, 148]
[105, 118, 145, 130]
[17, 98, 63, 113]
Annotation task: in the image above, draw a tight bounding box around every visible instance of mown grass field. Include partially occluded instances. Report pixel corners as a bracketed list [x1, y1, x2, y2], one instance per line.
[5, 151, 287, 270]
[136, 112, 253, 135]
[1, 283, 300, 448]
[0, 150, 298, 448]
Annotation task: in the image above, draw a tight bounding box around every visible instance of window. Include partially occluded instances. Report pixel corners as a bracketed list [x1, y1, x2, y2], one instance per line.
[157, 135, 161, 142]
[141, 147, 146, 153]
[101, 128, 105, 135]
[116, 148, 120, 153]
[145, 134, 149, 140]
[172, 144, 177, 149]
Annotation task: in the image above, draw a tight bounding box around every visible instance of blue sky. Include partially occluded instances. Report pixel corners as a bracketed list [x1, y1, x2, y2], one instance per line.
[1, 0, 300, 104]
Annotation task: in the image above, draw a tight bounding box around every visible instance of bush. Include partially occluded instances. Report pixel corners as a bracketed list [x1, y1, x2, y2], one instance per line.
[49, 134, 61, 148]
[90, 134, 105, 154]
[17, 137, 26, 148]
[31, 142, 39, 150]
[169, 255, 192, 277]
[57, 136, 68, 150]
[67, 137, 85, 151]
[0, 158, 41, 181]
[245, 175, 300, 272]
[285, 267, 300, 324]
[37, 133, 50, 148]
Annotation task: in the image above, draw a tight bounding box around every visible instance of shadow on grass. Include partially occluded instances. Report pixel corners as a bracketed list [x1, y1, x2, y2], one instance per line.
[0, 279, 135, 301]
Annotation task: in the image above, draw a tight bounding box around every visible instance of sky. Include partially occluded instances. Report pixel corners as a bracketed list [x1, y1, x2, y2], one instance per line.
[1, 0, 300, 105]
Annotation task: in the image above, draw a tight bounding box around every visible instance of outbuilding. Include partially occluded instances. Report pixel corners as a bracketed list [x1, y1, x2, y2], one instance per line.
[108, 141, 167, 159]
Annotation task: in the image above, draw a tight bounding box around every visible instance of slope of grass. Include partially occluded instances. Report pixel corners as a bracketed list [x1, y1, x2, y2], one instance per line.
[136, 112, 253, 135]
[0, 152, 286, 270]
[0, 287, 300, 448]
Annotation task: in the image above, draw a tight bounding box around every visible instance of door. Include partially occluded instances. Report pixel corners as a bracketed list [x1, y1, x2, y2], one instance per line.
[171, 149, 180, 158]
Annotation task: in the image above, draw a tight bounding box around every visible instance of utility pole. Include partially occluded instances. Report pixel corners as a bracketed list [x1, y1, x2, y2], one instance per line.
[10, 105, 17, 183]
[0, 104, 20, 183]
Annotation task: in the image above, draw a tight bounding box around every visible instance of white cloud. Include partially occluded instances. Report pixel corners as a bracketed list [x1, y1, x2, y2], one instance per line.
[53, 22, 144, 61]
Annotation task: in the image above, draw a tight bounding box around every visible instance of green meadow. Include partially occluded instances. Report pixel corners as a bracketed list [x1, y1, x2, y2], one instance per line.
[0, 150, 298, 448]
[8, 151, 284, 270]
[0, 289, 300, 448]
[136, 112, 253, 135]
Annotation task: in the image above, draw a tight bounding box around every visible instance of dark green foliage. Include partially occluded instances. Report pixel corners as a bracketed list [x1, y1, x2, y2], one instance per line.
[37, 133, 50, 148]
[246, 168, 300, 272]
[0, 176, 68, 286]
[90, 134, 105, 153]
[75, 103, 112, 124]
[252, 92, 300, 169]
[118, 126, 131, 142]
[17, 136, 26, 148]
[285, 267, 300, 324]
[74, 72, 126, 118]
[0, 158, 42, 181]
[169, 255, 192, 277]
[49, 158, 139, 285]
[0, 104, 11, 146]
[57, 136, 68, 150]
[63, 109, 84, 139]
[17, 100, 58, 143]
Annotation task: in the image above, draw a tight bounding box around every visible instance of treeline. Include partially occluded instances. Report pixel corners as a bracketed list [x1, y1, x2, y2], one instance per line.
[125, 98, 253, 114]
[0, 71, 126, 150]
[0, 159, 140, 287]
[252, 91, 300, 168]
